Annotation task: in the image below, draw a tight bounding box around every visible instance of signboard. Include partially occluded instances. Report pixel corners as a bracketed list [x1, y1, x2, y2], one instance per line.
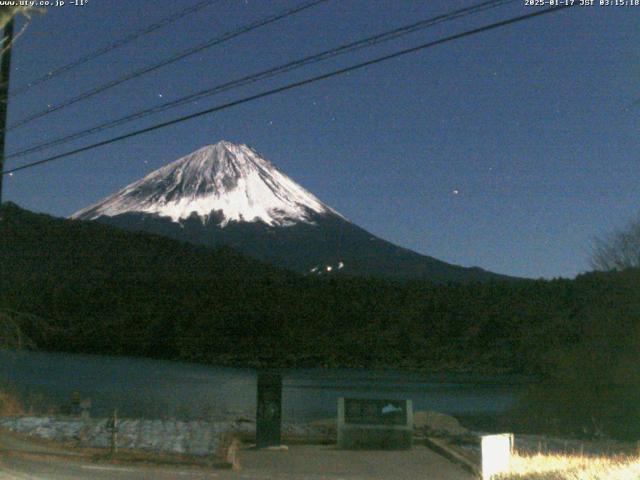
[256, 373, 282, 448]
[481, 433, 513, 480]
[344, 398, 408, 426]
[338, 398, 413, 450]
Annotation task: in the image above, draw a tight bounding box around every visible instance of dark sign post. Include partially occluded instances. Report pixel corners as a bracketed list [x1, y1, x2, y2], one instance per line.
[256, 373, 282, 448]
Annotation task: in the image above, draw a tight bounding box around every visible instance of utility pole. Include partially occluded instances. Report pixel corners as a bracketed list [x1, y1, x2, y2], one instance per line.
[0, 17, 14, 206]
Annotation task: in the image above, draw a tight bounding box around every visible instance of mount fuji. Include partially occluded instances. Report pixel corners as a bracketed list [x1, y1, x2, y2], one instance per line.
[72, 141, 508, 282]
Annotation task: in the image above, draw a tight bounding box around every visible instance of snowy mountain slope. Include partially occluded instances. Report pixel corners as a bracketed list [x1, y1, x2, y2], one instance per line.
[72, 141, 512, 282]
[72, 141, 340, 227]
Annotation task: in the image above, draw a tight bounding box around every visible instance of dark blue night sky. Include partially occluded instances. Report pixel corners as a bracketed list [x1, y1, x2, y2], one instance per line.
[3, 0, 638, 279]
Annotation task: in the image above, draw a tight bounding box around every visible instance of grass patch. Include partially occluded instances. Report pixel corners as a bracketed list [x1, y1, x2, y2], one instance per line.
[497, 452, 640, 479]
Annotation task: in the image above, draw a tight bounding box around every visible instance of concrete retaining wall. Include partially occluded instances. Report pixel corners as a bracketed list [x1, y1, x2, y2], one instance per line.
[0, 416, 333, 456]
[0, 416, 254, 456]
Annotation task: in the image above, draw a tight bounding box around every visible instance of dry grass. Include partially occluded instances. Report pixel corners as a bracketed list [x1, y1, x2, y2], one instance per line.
[0, 390, 25, 416]
[497, 452, 640, 480]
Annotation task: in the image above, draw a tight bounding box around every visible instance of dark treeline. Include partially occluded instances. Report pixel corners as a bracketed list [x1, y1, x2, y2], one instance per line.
[1, 202, 639, 438]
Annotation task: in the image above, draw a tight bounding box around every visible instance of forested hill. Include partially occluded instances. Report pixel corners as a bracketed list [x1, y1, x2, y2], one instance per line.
[0, 202, 638, 376]
[3, 203, 640, 437]
[0, 202, 284, 283]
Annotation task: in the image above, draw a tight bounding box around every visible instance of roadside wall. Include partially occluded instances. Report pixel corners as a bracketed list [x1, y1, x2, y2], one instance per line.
[0, 416, 255, 456]
[0, 416, 332, 455]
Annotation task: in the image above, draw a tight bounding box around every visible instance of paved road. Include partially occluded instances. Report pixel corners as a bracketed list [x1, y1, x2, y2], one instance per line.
[0, 454, 221, 479]
[238, 445, 475, 479]
[0, 447, 475, 480]
[0, 430, 474, 479]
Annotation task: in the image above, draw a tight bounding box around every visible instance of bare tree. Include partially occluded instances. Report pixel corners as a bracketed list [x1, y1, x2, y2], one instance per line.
[0, 6, 40, 55]
[0, 309, 37, 349]
[0, 6, 35, 30]
[590, 218, 640, 271]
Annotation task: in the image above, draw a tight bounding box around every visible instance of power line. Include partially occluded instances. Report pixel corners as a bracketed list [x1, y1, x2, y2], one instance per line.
[3, 5, 574, 176]
[5, 0, 517, 161]
[6, 0, 329, 131]
[11, 0, 220, 97]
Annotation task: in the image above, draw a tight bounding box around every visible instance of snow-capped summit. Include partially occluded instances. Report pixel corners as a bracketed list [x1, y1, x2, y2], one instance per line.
[71, 141, 339, 227]
[71, 140, 511, 282]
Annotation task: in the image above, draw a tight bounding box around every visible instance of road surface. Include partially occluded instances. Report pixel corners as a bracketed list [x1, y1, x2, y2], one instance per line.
[0, 430, 474, 479]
